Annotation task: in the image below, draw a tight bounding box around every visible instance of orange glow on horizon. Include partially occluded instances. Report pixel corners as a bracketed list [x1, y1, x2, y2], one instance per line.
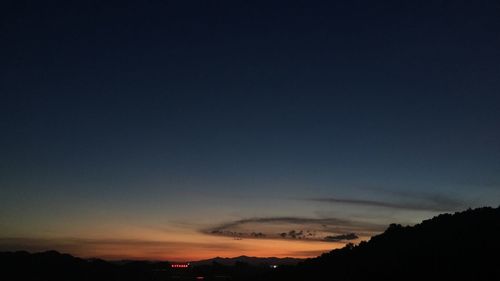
[0, 220, 373, 261]
[59, 235, 366, 261]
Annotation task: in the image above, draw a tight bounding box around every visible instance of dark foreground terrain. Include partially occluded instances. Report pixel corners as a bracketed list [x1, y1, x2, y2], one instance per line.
[268, 206, 500, 281]
[2, 206, 500, 281]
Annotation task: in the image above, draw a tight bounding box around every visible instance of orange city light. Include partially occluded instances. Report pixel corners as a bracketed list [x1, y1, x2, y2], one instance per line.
[171, 263, 190, 268]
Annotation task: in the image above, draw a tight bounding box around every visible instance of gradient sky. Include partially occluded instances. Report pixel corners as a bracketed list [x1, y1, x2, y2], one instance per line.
[1, 1, 500, 261]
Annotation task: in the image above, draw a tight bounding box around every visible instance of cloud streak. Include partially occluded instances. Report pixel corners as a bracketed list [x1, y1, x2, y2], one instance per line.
[203, 216, 384, 242]
[308, 191, 466, 212]
[324, 233, 358, 242]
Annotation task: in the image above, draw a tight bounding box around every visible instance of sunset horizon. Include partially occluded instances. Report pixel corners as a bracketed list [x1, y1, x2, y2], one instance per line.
[1, 2, 499, 279]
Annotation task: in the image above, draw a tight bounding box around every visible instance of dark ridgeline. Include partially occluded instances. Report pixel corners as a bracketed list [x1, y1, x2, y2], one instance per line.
[2, 206, 500, 281]
[0, 251, 171, 281]
[190, 256, 302, 266]
[266, 206, 500, 281]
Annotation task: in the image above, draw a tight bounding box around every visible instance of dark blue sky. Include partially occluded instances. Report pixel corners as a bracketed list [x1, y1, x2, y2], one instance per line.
[1, 1, 500, 259]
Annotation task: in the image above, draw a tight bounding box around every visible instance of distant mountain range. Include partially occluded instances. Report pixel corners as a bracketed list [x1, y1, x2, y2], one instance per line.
[190, 255, 302, 266]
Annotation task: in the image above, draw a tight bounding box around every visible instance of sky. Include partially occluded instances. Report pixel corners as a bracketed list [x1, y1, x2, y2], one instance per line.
[1, 1, 500, 261]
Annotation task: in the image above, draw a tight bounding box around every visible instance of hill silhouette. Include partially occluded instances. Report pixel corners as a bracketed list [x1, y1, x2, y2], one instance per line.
[266, 206, 500, 281]
[191, 255, 301, 266]
[0, 250, 170, 281]
[2, 206, 500, 281]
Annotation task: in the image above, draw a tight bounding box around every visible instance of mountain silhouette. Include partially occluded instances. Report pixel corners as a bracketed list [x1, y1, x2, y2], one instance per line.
[266, 206, 500, 281]
[2, 206, 499, 280]
[0, 250, 170, 281]
[191, 255, 302, 266]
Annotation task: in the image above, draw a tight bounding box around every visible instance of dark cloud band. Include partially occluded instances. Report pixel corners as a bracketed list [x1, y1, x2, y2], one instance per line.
[308, 191, 466, 212]
[203, 216, 384, 242]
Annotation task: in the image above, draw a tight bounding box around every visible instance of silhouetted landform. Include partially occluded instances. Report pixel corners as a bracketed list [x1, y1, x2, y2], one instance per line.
[0, 250, 283, 281]
[266, 206, 500, 281]
[190, 255, 302, 266]
[0, 250, 171, 281]
[2, 207, 500, 281]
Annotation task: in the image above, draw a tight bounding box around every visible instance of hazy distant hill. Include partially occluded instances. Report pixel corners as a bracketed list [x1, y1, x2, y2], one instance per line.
[191, 255, 302, 266]
[267, 206, 500, 281]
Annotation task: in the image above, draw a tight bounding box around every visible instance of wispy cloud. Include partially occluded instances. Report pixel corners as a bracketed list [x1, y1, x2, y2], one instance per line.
[324, 233, 358, 242]
[308, 191, 466, 212]
[212, 217, 354, 230]
[203, 216, 384, 242]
